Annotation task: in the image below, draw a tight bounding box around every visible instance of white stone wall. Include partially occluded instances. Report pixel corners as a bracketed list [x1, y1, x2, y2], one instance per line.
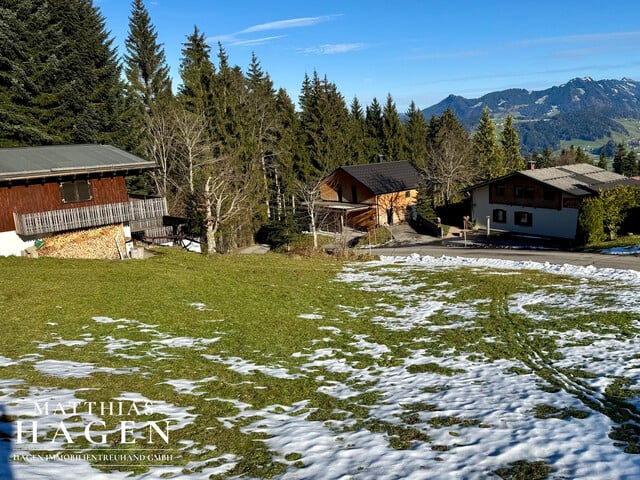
[471, 185, 580, 239]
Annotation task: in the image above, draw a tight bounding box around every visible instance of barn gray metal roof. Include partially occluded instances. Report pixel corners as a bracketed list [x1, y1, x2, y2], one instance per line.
[520, 163, 640, 196]
[0, 144, 154, 182]
[339, 160, 419, 195]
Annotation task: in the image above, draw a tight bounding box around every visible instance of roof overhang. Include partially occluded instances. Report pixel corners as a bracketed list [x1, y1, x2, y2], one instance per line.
[0, 144, 155, 183]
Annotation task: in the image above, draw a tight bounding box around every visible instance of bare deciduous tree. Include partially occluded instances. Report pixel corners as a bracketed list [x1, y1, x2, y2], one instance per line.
[423, 134, 475, 205]
[203, 157, 247, 254]
[144, 108, 177, 198]
[172, 109, 210, 194]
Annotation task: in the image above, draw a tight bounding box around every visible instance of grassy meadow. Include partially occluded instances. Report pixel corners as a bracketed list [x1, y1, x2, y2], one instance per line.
[2, 249, 640, 479]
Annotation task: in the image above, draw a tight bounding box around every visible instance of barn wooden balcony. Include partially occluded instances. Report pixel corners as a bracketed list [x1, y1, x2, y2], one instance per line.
[13, 197, 167, 237]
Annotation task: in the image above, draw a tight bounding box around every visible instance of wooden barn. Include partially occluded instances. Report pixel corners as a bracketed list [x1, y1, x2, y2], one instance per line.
[319, 160, 419, 230]
[0, 144, 167, 257]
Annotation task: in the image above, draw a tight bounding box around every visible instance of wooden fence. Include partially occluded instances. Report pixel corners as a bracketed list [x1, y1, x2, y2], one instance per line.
[14, 197, 167, 236]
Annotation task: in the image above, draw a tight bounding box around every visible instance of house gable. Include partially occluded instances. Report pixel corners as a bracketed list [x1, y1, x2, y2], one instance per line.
[469, 164, 640, 240]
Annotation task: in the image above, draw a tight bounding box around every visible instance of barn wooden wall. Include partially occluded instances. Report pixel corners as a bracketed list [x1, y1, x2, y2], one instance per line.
[0, 176, 128, 232]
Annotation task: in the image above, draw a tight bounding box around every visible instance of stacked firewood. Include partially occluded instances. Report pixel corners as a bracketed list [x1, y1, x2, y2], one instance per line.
[36, 224, 126, 259]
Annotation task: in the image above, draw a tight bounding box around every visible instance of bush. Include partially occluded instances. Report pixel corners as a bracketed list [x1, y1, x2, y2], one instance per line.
[577, 197, 605, 245]
[255, 217, 302, 248]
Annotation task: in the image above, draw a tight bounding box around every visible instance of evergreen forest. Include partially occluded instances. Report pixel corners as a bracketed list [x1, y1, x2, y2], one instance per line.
[1, 0, 636, 252]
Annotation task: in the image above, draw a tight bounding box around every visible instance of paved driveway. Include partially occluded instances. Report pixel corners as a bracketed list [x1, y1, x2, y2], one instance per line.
[370, 244, 640, 272]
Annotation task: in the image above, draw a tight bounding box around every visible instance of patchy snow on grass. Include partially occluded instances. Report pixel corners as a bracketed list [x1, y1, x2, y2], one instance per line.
[202, 354, 302, 380]
[7, 254, 640, 479]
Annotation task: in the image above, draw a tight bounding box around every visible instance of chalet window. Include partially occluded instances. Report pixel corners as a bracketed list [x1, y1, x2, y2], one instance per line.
[405, 191, 411, 198]
[494, 184, 505, 196]
[514, 211, 532, 226]
[351, 185, 358, 203]
[543, 187, 556, 201]
[514, 185, 535, 199]
[60, 180, 92, 203]
[492, 209, 507, 223]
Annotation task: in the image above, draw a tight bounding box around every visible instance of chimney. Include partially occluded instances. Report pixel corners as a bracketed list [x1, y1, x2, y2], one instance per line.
[526, 160, 536, 170]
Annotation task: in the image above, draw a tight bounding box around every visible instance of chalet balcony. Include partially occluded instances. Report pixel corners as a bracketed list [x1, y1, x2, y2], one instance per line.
[13, 197, 168, 237]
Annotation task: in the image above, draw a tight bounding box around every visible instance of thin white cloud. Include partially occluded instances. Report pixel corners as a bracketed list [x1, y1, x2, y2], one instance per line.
[241, 15, 340, 34]
[208, 15, 342, 48]
[302, 43, 369, 55]
[228, 36, 286, 47]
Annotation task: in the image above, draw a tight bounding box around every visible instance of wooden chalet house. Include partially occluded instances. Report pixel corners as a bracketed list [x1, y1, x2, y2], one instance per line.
[468, 163, 640, 240]
[319, 160, 419, 230]
[0, 144, 167, 256]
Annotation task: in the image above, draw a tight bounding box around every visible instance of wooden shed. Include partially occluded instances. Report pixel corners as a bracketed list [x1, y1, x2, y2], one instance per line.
[0, 144, 167, 257]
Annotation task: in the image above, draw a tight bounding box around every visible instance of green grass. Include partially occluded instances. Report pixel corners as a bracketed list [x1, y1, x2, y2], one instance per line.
[585, 234, 640, 250]
[2, 249, 639, 476]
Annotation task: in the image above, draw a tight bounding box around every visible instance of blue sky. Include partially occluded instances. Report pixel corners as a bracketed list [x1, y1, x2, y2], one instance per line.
[96, 0, 640, 111]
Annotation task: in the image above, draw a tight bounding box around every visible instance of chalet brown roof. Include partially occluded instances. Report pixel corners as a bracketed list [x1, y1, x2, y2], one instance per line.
[0, 144, 154, 182]
[470, 164, 640, 197]
[339, 160, 419, 195]
[520, 163, 640, 196]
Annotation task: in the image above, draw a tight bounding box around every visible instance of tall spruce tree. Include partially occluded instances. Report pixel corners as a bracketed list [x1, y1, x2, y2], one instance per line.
[381, 93, 404, 162]
[500, 115, 524, 172]
[365, 98, 383, 160]
[0, 0, 125, 146]
[473, 107, 504, 180]
[298, 71, 349, 176]
[178, 26, 215, 120]
[124, 0, 172, 113]
[404, 101, 428, 169]
[348, 97, 369, 165]
[613, 143, 628, 175]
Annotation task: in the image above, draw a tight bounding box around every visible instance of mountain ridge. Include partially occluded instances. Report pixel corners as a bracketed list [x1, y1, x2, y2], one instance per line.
[421, 77, 640, 154]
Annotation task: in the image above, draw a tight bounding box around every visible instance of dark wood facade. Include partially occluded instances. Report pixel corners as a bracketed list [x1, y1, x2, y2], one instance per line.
[0, 176, 128, 232]
[489, 175, 562, 210]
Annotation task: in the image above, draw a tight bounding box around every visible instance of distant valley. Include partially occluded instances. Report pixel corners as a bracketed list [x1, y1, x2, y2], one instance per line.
[421, 77, 640, 156]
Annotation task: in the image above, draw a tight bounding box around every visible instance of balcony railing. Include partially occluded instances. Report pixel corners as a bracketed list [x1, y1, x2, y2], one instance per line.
[14, 197, 168, 237]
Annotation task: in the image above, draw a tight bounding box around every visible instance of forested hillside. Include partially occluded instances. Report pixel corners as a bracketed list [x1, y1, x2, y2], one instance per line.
[2, 1, 634, 253]
[421, 77, 640, 154]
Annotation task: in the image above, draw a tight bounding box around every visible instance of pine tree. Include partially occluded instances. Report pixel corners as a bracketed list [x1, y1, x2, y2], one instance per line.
[381, 93, 404, 161]
[621, 150, 638, 177]
[404, 101, 428, 169]
[298, 71, 349, 176]
[348, 97, 369, 165]
[211, 43, 245, 156]
[597, 150, 608, 170]
[473, 107, 504, 180]
[273, 88, 300, 218]
[574, 146, 591, 164]
[178, 26, 215, 120]
[124, 0, 172, 113]
[365, 98, 383, 160]
[613, 143, 628, 174]
[0, 0, 126, 145]
[500, 115, 524, 172]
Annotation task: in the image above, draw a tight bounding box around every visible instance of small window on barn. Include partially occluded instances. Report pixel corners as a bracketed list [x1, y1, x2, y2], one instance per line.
[543, 187, 556, 201]
[514, 211, 532, 226]
[60, 180, 92, 203]
[492, 209, 507, 223]
[514, 185, 535, 199]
